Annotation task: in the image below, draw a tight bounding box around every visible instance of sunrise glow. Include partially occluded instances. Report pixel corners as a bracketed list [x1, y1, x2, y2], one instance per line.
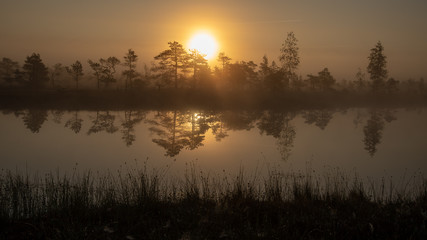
[188, 32, 218, 60]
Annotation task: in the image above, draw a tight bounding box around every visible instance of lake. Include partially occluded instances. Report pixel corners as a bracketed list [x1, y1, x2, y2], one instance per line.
[1, 107, 426, 187]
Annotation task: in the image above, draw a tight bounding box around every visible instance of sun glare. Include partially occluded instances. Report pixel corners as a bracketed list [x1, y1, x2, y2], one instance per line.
[188, 32, 218, 60]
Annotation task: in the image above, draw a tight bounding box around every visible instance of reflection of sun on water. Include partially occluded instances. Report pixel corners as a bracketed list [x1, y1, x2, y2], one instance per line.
[187, 32, 218, 60]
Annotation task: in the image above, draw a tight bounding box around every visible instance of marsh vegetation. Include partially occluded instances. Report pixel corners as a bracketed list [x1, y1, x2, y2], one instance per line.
[1, 165, 426, 239]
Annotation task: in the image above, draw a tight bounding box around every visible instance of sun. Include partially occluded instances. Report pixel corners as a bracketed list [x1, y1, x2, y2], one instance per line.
[188, 32, 219, 60]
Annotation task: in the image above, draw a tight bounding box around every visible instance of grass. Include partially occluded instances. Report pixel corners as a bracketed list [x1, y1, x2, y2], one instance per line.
[0, 165, 426, 239]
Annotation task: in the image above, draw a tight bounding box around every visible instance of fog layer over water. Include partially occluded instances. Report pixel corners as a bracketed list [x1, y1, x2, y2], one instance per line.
[1, 108, 426, 182]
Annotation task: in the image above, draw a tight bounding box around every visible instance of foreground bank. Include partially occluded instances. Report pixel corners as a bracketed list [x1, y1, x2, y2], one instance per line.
[1, 167, 426, 239]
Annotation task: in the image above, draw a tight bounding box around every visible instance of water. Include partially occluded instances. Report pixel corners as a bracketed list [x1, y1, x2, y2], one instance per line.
[1, 108, 426, 182]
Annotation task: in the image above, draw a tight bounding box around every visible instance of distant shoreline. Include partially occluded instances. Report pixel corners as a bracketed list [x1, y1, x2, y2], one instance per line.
[1, 88, 426, 110]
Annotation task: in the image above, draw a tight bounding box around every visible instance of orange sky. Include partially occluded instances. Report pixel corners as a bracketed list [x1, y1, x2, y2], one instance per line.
[1, 0, 426, 80]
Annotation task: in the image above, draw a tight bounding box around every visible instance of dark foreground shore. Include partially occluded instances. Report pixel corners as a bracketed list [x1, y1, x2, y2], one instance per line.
[1, 168, 426, 239]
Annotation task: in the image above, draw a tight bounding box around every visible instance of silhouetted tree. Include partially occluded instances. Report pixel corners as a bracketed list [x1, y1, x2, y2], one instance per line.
[154, 41, 189, 89]
[258, 56, 272, 90]
[279, 32, 300, 89]
[66, 61, 83, 89]
[23, 53, 49, 89]
[0, 57, 19, 84]
[305, 68, 335, 92]
[88, 60, 103, 89]
[227, 61, 258, 90]
[367, 41, 387, 93]
[259, 55, 276, 90]
[49, 63, 64, 88]
[65, 111, 83, 133]
[243, 61, 259, 88]
[188, 49, 208, 89]
[22, 109, 48, 133]
[197, 65, 214, 89]
[260, 58, 284, 92]
[318, 68, 335, 91]
[13, 69, 26, 85]
[130, 63, 149, 90]
[150, 61, 174, 90]
[259, 55, 270, 79]
[100, 57, 120, 88]
[279, 32, 300, 73]
[227, 63, 246, 90]
[122, 49, 138, 90]
[217, 52, 232, 76]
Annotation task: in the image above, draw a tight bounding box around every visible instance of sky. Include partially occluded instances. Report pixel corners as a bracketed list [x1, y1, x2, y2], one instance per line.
[1, 0, 426, 81]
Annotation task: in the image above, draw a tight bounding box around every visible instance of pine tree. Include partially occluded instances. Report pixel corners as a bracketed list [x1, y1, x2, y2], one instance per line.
[122, 49, 138, 90]
[154, 41, 189, 89]
[367, 41, 388, 93]
[23, 53, 49, 89]
[279, 32, 300, 75]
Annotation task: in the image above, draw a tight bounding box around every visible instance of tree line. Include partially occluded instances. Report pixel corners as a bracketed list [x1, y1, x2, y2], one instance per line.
[0, 33, 425, 95]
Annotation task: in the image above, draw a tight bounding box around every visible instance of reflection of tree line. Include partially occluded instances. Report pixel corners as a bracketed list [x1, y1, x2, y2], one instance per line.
[2, 108, 397, 158]
[5, 109, 145, 147]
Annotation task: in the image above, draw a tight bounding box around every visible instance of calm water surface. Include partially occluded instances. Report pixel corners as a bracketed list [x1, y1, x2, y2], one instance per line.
[1, 108, 426, 182]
